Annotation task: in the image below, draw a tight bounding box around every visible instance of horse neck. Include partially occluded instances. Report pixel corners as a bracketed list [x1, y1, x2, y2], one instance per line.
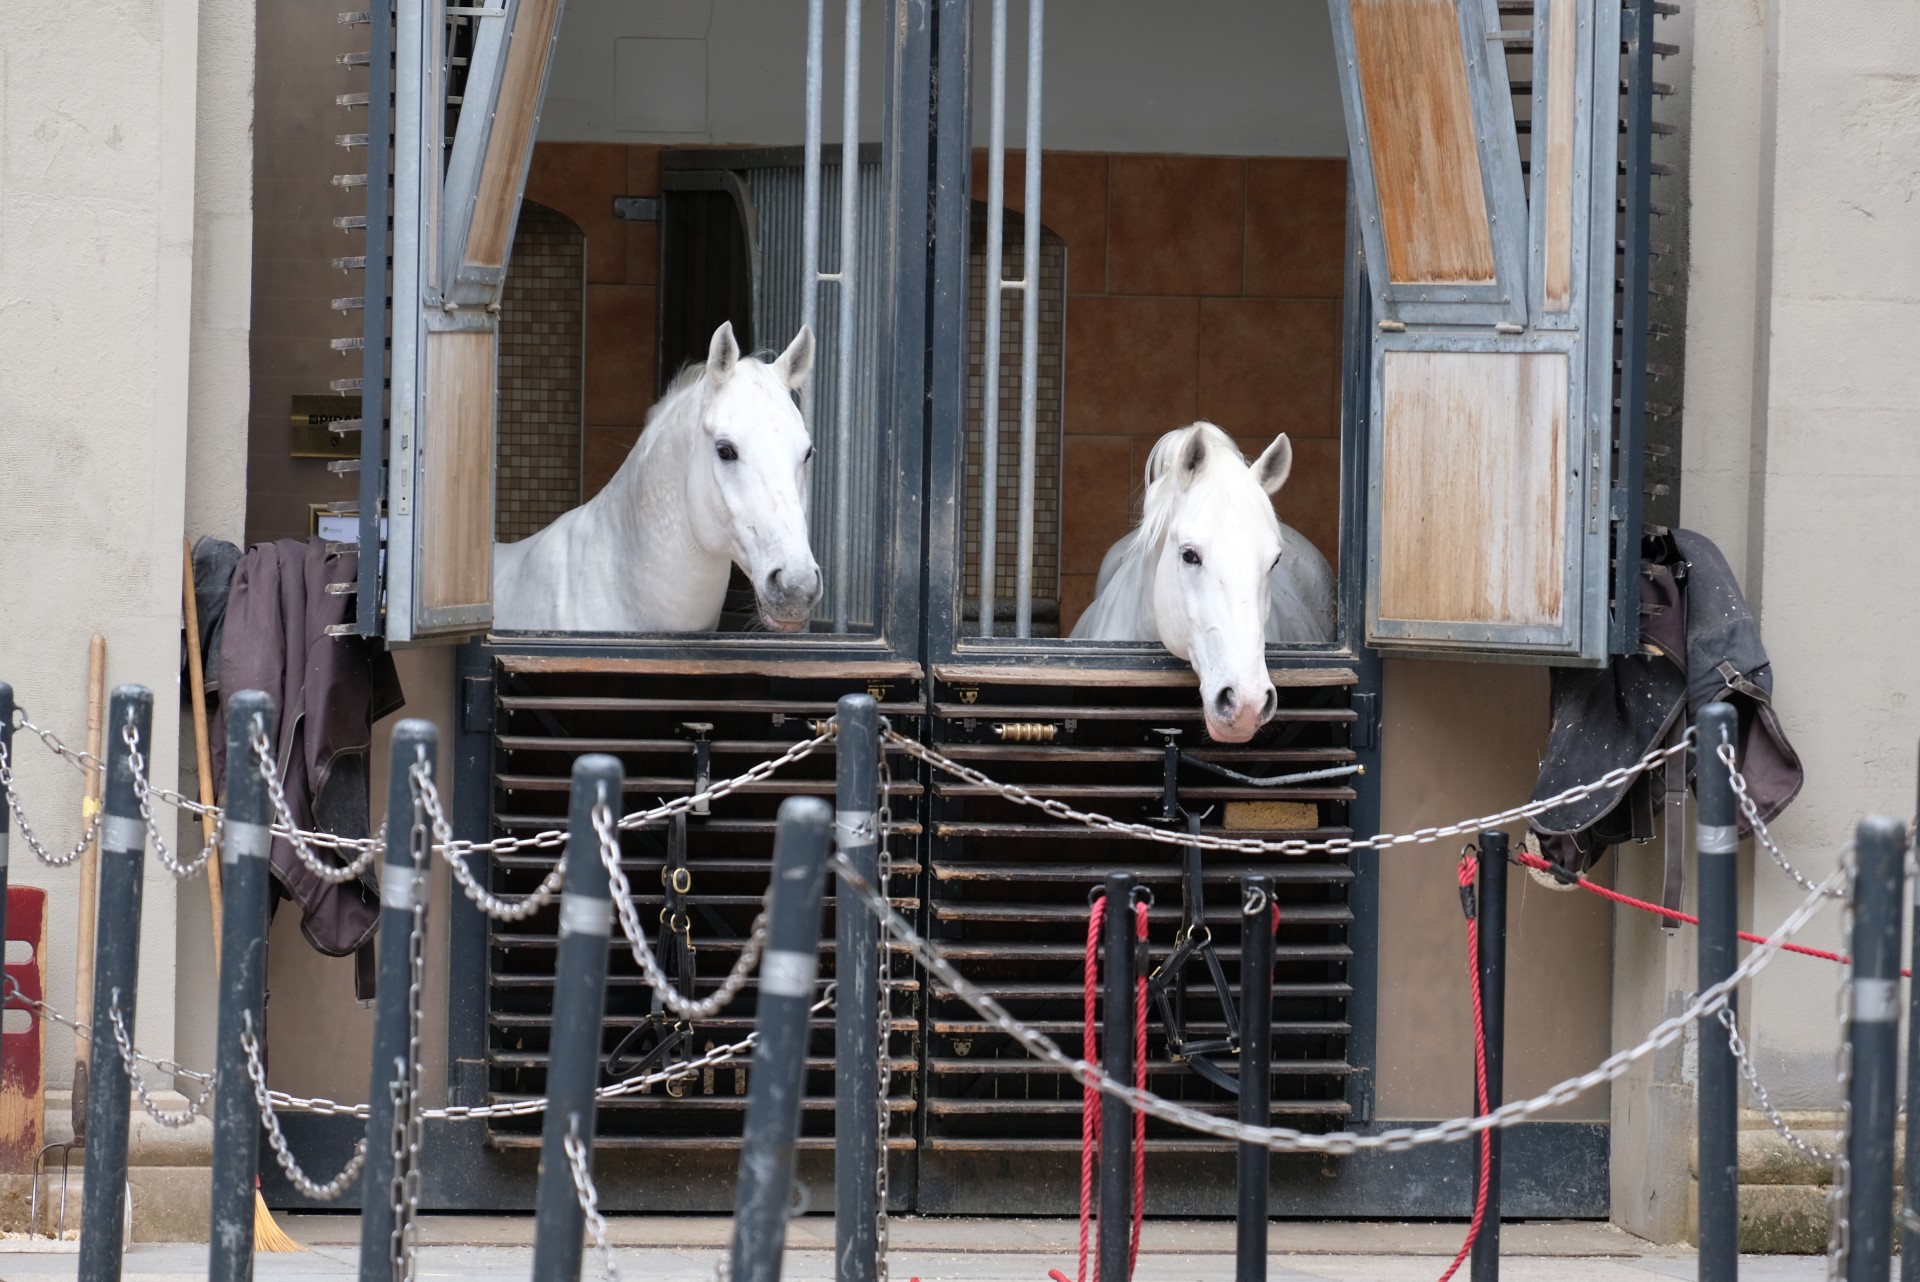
[598, 394, 730, 578]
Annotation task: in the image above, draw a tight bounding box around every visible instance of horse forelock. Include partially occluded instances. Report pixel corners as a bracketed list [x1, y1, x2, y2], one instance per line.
[1137, 423, 1272, 553]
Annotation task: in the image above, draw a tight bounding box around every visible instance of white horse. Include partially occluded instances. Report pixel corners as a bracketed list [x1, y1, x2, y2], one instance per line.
[493, 322, 822, 633]
[1070, 422, 1335, 742]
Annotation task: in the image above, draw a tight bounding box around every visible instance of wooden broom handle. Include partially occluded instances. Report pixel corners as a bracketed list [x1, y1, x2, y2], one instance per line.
[183, 540, 225, 964]
[73, 635, 106, 1072]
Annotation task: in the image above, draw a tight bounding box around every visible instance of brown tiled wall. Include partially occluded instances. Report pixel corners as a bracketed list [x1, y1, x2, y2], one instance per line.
[975, 152, 1349, 633]
[496, 203, 585, 543]
[523, 143, 663, 500]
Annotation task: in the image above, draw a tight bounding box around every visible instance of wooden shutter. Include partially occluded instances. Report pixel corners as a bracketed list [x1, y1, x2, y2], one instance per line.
[386, 0, 565, 642]
[1330, 0, 1619, 662]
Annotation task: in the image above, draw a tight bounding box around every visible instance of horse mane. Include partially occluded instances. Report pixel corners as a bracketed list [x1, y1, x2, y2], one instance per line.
[1134, 421, 1248, 554]
[624, 351, 793, 473]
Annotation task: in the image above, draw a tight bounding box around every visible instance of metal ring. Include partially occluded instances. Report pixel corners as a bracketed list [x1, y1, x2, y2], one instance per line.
[1133, 886, 1155, 909]
[1087, 884, 1107, 907]
[1243, 888, 1269, 916]
[668, 912, 691, 934]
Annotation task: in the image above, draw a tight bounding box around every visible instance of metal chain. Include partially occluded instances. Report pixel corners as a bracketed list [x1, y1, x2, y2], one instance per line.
[1826, 848, 1857, 1281]
[107, 991, 215, 1127]
[240, 1013, 369, 1200]
[873, 743, 894, 1282]
[392, 759, 432, 1282]
[0, 739, 103, 867]
[595, 803, 769, 1020]
[881, 725, 1692, 857]
[411, 762, 566, 921]
[252, 724, 385, 883]
[1723, 744, 1838, 899]
[565, 1118, 621, 1282]
[1, 975, 214, 1085]
[1718, 1007, 1836, 1163]
[123, 720, 222, 880]
[10, 710, 103, 775]
[829, 843, 1841, 1155]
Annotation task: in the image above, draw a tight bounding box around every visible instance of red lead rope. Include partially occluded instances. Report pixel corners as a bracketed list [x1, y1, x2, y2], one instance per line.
[1437, 855, 1493, 1282]
[1055, 896, 1150, 1282]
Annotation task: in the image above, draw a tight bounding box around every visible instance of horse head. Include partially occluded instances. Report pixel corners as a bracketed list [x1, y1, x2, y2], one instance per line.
[690, 321, 823, 632]
[1144, 423, 1296, 743]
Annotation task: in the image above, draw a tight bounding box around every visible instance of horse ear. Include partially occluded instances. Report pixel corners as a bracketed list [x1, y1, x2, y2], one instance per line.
[1253, 433, 1293, 495]
[1176, 428, 1209, 489]
[706, 322, 740, 385]
[774, 326, 815, 390]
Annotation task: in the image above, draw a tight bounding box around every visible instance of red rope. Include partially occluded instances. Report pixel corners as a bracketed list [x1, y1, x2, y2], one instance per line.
[1437, 856, 1493, 1282]
[1511, 851, 1905, 975]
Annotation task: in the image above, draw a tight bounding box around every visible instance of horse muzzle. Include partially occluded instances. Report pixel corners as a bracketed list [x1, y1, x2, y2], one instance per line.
[1202, 682, 1277, 743]
[757, 563, 821, 632]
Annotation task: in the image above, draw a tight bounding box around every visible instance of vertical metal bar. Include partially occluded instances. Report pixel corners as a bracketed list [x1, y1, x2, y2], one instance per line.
[1098, 871, 1134, 1282]
[1470, 831, 1508, 1282]
[800, 0, 827, 436]
[1847, 814, 1907, 1282]
[1905, 737, 1920, 1282]
[1611, 0, 1655, 656]
[1695, 702, 1739, 1282]
[831, 0, 863, 634]
[1011, 0, 1043, 638]
[976, 0, 1008, 638]
[357, 0, 394, 636]
[208, 692, 278, 1282]
[446, 642, 492, 1109]
[1236, 874, 1273, 1282]
[77, 685, 151, 1282]
[834, 695, 881, 1282]
[358, 719, 436, 1282]
[0, 682, 12, 983]
[728, 797, 834, 1282]
[531, 754, 621, 1282]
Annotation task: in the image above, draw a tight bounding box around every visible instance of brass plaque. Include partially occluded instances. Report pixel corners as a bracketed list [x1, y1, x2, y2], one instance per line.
[291, 394, 361, 460]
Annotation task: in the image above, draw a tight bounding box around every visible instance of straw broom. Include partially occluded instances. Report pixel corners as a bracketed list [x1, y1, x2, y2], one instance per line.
[183, 540, 303, 1253]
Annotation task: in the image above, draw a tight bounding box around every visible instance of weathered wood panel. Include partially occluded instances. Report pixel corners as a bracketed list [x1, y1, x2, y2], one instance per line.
[422, 329, 495, 611]
[1542, 0, 1578, 311]
[1349, 0, 1496, 285]
[0, 888, 47, 1173]
[465, 0, 563, 269]
[1378, 350, 1568, 627]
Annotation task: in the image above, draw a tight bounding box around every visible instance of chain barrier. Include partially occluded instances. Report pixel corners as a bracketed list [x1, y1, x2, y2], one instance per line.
[596, 803, 769, 1021]
[250, 723, 385, 884]
[565, 1119, 621, 1282]
[881, 724, 1693, 858]
[830, 841, 1841, 1155]
[241, 1014, 369, 1200]
[1718, 1007, 1837, 1164]
[412, 761, 566, 921]
[0, 738, 102, 867]
[390, 758, 434, 1282]
[1724, 744, 1839, 900]
[123, 720, 223, 880]
[1, 976, 214, 1087]
[108, 991, 215, 1127]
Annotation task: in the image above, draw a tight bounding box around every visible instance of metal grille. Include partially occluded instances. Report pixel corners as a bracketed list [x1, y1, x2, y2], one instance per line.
[962, 208, 1066, 635]
[915, 669, 1359, 1214]
[746, 158, 888, 633]
[480, 659, 920, 1194]
[494, 202, 585, 543]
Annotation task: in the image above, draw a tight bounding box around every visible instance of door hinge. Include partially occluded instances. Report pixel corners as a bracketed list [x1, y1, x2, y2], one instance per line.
[462, 675, 494, 734]
[1351, 692, 1379, 752]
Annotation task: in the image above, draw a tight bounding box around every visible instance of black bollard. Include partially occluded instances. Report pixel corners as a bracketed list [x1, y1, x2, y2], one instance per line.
[1905, 741, 1920, 1282]
[1470, 831, 1509, 1282]
[0, 682, 12, 983]
[1695, 703, 1739, 1282]
[358, 720, 437, 1282]
[727, 797, 834, 1282]
[1236, 875, 1274, 1282]
[78, 686, 152, 1282]
[208, 692, 278, 1282]
[1099, 871, 1136, 1282]
[834, 694, 881, 1282]
[1847, 814, 1907, 1282]
[531, 754, 622, 1282]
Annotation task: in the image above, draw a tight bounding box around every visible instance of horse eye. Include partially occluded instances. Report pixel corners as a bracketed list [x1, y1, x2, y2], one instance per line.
[1181, 547, 1202, 567]
[716, 442, 738, 462]
[804, 445, 815, 464]
[1272, 551, 1283, 569]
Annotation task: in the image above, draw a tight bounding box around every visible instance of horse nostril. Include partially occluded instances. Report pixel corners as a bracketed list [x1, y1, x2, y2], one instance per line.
[767, 568, 783, 589]
[1260, 688, 1277, 720]
[1214, 687, 1236, 717]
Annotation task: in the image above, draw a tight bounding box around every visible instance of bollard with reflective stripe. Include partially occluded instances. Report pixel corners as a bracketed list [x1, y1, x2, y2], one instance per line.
[531, 754, 621, 1282]
[78, 686, 152, 1282]
[728, 796, 833, 1282]
[358, 720, 437, 1282]
[1695, 702, 1739, 1282]
[834, 694, 881, 1282]
[1235, 874, 1274, 1282]
[1847, 814, 1907, 1282]
[208, 692, 278, 1282]
[1099, 870, 1135, 1282]
[0, 682, 12, 1015]
[1471, 830, 1509, 1282]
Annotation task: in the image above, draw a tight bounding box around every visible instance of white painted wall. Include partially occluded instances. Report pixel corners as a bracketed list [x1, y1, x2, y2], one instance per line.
[0, 0, 251, 1096]
[541, 0, 1347, 156]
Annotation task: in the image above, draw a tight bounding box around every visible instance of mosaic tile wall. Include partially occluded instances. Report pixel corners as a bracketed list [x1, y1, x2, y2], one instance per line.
[496, 202, 586, 543]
